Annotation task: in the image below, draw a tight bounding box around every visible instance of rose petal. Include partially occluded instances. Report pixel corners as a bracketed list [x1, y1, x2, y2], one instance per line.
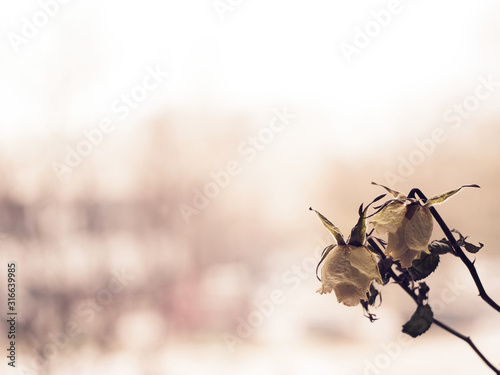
[405, 206, 433, 251]
[398, 249, 421, 268]
[371, 202, 407, 234]
[349, 246, 382, 284]
[334, 284, 364, 306]
[385, 228, 407, 258]
[316, 284, 332, 295]
[317, 245, 380, 306]
[385, 226, 428, 268]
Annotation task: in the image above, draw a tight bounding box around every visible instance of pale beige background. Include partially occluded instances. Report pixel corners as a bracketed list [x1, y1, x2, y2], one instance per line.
[1, 1, 500, 374]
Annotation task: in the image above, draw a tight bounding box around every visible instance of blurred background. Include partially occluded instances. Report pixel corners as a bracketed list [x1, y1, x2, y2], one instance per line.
[1, 0, 500, 374]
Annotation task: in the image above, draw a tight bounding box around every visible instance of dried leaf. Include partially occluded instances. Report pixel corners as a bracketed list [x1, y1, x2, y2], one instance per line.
[402, 305, 433, 338]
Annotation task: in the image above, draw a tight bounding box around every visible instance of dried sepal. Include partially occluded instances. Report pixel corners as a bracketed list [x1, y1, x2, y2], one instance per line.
[423, 184, 480, 207]
[310, 208, 346, 245]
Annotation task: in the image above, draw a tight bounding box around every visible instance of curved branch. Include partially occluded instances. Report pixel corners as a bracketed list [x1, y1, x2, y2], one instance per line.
[367, 237, 500, 374]
[432, 319, 500, 375]
[408, 188, 500, 313]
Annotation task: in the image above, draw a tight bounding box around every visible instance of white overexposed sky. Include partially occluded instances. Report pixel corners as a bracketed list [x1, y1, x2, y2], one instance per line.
[1, 0, 499, 147]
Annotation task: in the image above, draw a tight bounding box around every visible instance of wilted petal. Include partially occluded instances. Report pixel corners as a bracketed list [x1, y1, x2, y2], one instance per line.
[384, 211, 432, 268]
[371, 202, 407, 235]
[398, 249, 422, 268]
[349, 246, 383, 284]
[384, 226, 417, 268]
[385, 229, 408, 259]
[316, 284, 332, 295]
[318, 245, 353, 289]
[334, 284, 364, 307]
[317, 245, 381, 306]
[405, 206, 433, 251]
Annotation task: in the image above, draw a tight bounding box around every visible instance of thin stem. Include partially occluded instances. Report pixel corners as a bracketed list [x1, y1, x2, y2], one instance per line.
[432, 319, 500, 375]
[367, 238, 417, 303]
[367, 237, 500, 374]
[409, 188, 500, 313]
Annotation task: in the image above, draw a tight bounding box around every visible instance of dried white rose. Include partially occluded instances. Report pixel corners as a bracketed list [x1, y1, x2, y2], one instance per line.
[316, 244, 383, 306]
[310, 207, 382, 307]
[371, 202, 432, 268]
[370, 182, 479, 268]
